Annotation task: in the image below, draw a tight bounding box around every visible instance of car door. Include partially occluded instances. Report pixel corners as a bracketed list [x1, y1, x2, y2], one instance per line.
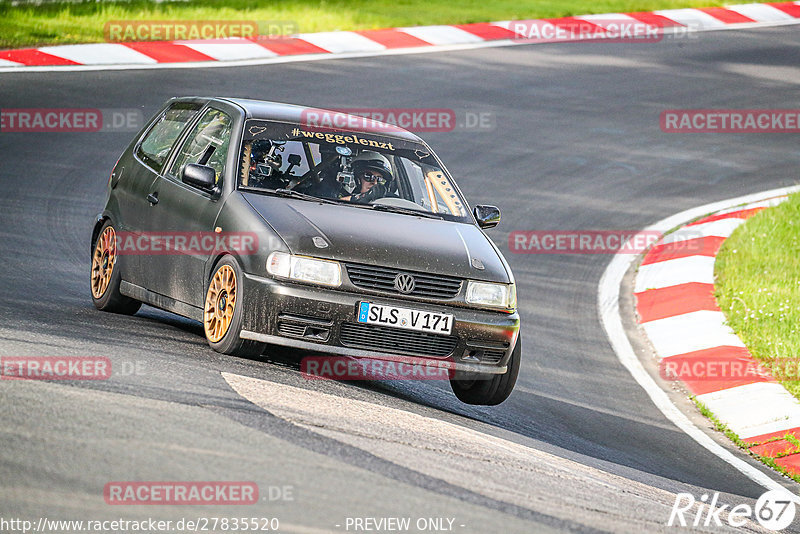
[115, 101, 202, 286]
[139, 106, 234, 308]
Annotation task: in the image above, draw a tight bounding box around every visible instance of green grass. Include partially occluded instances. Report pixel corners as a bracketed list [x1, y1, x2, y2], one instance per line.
[694, 396, 755, 449]
[715, 192, 800, 399]
[0, 0, 728, 49]
[694, 397, 800, 483]
[684, 194, 800, 482]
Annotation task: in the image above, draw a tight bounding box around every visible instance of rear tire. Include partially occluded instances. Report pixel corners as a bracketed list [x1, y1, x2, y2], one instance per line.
[90, 220, 141, 315]
[204, 255, 265, 357]
[450, 337, 521, 405]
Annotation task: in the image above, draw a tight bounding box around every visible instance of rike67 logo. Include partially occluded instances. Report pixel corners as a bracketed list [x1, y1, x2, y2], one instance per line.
[668, 490, 797, 531]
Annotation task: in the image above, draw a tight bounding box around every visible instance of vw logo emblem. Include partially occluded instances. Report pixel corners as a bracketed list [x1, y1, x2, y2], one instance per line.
[393, 273, 416, 294]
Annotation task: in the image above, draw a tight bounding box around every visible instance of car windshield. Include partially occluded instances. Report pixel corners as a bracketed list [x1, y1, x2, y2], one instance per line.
[238, 119, 469, 220]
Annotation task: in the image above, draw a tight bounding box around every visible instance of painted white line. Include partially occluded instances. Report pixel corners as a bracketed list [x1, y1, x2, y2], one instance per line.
[743, 417, 800, 442]
[714, 197, 788, 215]
[296, 31, 386, 53]
[0, 58, 23, 67]
[696, 18, 800, 31]
[697, 382, 800, 439]
[2, 20, 799, 74]
[489, 20, 566, 41]
[37, 43, 158, 65]
[0, 40, 514, 73]
[178, 40, 278, 60]
[660, 218, 744, 244]
[598, 185, 800, 493]
[577, 13, 637, 22]
[490, 20, 526, 35]
[653, 8, 729, 29]
[727, 3, 796, 22]
[642, 310, 745, 357]
[575, 13, 641, 28]
[634, 256, 716, 292]
[397, 25, 484, 45]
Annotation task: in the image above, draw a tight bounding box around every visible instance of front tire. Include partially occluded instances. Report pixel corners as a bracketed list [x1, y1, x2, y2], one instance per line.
[90, 220, 141, 315]
[450, 337, 521, 405]
[204, 256, 265, 357]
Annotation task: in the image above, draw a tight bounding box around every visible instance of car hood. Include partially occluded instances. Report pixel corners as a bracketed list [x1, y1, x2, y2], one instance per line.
[242, 192, 510, 282]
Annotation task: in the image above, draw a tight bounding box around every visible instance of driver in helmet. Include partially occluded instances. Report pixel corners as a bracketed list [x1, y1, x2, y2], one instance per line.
[340, 150, 393, 204]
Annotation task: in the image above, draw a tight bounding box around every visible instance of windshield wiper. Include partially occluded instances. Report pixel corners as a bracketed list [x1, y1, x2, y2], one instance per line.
[271, 188, 340, 205]
[368, 203, 443, 219]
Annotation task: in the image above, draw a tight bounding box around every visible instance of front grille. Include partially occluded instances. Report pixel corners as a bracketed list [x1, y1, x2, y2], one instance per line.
[339, 322, 458, 358]
[480, 349, 506, 364]
[345, 263, 463, 299]
[277, 313, 332, 341]
[278, 323, 307, 337]
[463, 341, 509, 364]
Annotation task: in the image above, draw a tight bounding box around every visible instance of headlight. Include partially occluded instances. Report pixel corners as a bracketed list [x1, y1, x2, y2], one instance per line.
[267, 252, 342, 287]
[466, 281, 516, 311]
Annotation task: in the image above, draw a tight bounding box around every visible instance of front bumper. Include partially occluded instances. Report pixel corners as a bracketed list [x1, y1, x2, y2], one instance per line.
[240, 273, 520, 375]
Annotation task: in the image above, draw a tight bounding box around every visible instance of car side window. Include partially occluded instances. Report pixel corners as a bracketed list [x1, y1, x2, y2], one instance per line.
[137, 103, 201, 172]
[168, 108, 233, 188]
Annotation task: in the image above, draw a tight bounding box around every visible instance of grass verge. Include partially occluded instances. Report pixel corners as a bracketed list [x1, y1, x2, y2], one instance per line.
[715, 192, 800, 399]
[693, 397, 800, 483]
[0, 0, 728, 49]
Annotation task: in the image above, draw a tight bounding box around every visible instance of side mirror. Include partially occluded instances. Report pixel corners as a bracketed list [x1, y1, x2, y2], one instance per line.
[182, 163, 217, 192]
[474, 205, 501, 229]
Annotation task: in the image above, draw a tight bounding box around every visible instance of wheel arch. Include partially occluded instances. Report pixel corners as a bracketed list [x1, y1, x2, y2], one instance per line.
[91, 213, 113, 253]
[205, 249, 245, 283]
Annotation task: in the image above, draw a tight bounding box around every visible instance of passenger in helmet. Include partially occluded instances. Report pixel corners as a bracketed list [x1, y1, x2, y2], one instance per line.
[247, 139, 281, 186]
[341, 150, 394, 204]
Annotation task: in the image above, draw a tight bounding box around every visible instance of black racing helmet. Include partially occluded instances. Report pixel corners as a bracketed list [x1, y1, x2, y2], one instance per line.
[250, 139, 273, 161]
[351, 150, 393, 184]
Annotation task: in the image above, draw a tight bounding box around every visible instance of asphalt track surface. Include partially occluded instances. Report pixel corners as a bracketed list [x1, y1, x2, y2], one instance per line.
[2, 26, 800, 533]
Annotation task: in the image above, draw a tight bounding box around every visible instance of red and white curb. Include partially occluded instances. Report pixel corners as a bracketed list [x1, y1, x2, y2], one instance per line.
[1, 2, 800, 71]
[635, 195, 800, 475]
[599, 185, 800, 493]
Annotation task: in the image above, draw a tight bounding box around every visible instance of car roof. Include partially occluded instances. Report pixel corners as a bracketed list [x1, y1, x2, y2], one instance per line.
[191, 97, 426, 143]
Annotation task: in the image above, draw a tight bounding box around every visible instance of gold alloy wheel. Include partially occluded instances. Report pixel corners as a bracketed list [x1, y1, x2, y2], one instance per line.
[91, 226, 117, 299]
[204, 264, 237, 343]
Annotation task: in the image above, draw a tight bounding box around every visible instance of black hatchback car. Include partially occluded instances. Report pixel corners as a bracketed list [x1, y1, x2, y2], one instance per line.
[91, 97, 520, 405]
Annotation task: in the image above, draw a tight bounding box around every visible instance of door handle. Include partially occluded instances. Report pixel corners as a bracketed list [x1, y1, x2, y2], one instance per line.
[147, 193, 159, 205]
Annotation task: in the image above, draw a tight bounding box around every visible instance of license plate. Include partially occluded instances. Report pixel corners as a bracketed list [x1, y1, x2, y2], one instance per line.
[357, 302, 453, 335]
